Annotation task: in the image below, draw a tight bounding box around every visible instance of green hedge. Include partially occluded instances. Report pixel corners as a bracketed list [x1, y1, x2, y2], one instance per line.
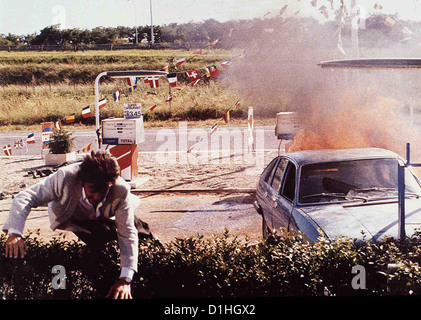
[1, 230, 421, 299]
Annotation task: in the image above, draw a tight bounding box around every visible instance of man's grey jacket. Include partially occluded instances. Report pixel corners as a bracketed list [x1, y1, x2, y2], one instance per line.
[2, 163, 140, 272]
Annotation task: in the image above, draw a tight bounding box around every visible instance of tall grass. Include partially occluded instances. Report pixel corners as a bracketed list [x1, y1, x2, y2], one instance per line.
[0, 81, 245, 127]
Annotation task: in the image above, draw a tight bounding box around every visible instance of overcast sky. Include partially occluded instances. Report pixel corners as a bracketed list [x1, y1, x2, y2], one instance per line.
[0, 0, 420, 35]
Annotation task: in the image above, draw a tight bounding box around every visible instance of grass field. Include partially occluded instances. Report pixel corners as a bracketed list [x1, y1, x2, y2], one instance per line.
[0, 49, 233, 85]
[0, 49, 278, 130]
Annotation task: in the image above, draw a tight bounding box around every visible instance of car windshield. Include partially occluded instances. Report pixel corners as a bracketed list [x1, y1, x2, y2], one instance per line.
[299, 158, 421, 204]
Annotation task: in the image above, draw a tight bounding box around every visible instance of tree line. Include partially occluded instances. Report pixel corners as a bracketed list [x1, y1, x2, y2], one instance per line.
[0, 19, 244, 46]
[0, 13, 420, 48]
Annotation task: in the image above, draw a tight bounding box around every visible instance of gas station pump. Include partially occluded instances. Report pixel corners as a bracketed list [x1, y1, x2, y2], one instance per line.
[94, 70, 168, 188]
[102, 115, 144, 183]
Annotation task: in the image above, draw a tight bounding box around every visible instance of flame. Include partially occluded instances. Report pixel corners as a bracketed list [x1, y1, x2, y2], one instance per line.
[286, 90, 413, 155]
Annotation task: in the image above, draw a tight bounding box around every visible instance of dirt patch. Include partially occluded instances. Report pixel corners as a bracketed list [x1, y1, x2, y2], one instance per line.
[0, 150, 277, 243]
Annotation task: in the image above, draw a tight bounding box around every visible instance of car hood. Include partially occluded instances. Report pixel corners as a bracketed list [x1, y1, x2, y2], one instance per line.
[299, 198, 421, 242]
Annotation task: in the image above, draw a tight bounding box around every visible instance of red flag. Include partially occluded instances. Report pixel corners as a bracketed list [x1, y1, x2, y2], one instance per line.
[149, 77, 159, 88]
[186, 70, 200, 82]
[176, 57, 186, 66]
[165, 95, 172, 102]
[208, 66, 220, 78]
[3, 144, 12, 156]
[149, 104, 158, 111]
[193, 49, 202, 55]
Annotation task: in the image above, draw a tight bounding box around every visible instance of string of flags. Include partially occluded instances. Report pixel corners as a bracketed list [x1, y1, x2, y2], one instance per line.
[2, 37, 245, 157]
[2, 130, 95, 157]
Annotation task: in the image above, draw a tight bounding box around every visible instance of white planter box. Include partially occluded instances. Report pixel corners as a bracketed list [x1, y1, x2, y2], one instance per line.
[45, 152, 76, 166]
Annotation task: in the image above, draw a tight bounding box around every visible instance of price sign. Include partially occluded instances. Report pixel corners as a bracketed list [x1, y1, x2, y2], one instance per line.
[124, 103, 142, 119]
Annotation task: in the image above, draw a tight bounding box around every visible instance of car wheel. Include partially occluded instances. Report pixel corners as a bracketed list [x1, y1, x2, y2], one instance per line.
[262, 217, 271, 240]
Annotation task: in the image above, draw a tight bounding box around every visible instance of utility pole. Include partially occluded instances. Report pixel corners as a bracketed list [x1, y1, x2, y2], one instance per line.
[135, 1, 139, 45]
[350, 0, 359, 58]
[128, 0, 138, 45]
[150, 0, 155, 44]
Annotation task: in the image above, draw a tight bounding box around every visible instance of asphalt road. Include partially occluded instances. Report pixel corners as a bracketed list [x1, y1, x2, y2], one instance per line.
[0, 125, 281, 157]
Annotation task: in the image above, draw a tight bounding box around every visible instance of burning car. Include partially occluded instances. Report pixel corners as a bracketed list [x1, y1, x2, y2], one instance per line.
[254, 147, 421, 242]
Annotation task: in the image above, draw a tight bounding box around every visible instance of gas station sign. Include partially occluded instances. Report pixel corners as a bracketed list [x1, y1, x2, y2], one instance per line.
[102, 117, 144, 145]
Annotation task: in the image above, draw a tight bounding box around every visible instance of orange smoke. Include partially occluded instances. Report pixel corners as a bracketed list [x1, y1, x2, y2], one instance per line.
[286, 89, 414, 156]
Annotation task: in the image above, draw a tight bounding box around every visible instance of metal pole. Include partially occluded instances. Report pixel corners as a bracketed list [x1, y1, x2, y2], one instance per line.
[133, 0, 138, 44]
[150, 0, 154, 44]
[398, 163, 406, 240]
[94, 72, 107, 149]
[407, 142, 411, 165]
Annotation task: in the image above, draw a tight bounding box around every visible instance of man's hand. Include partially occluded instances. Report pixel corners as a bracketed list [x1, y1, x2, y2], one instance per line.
[106, 279, 132, 299]
[5, 233, 27, 259]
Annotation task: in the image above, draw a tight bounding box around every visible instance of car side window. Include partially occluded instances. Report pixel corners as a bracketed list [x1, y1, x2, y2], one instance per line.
[281, 162, 296, 202]
[263, 158, 279, 184]
[271, 158, 288, 192]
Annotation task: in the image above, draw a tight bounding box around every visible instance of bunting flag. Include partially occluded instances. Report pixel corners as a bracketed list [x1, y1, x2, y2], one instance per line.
[221, 60, 232, 69]
[82, 142, 92, 153]
[113, 90, 121, 102]
[187, 144, 196, 153]
[210, 123, 218, 135]
[161, 65, 169, 72]
[26, 133, 36, 144]
[54, 120, 62, 131]
[129, 84, 137, 93]
[206, 65, 220, 78]
[167, 73, 177, 87]
[234, 100, 241, 108]
[98, 98, 108, 109]
[186, 70, 201, 82]
[65, 114, 75, 124]
[210, 39, 219, 49]
[224, 110, 230, 123]
[82, 106, 92, 118]
[279, 4, 288, 16]
[149, 77, 160, 88]
[3, 144, 12, 156]
[127, 77, 138, 87]
[37, 46, 247, 131]
[187, 137, 205, 153]
[176, 57, 186, 67]
[319, 5, 329, 18]
[14, 139, 23, 149]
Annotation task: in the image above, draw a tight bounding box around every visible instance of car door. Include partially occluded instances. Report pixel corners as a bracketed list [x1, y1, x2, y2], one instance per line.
[265, 158, 289, 231]
[271, 160, 297, 235]
[256, 157, 280, 229]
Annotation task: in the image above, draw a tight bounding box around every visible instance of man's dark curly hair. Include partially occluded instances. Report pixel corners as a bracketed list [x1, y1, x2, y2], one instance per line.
[79, 151, 120, 188]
